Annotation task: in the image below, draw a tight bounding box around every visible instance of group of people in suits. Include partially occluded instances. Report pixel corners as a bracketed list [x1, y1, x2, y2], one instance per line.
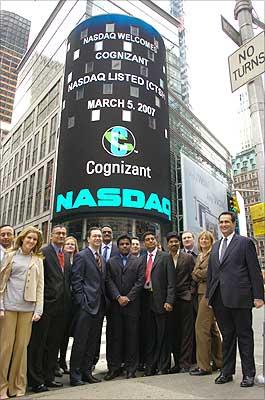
[0, 210, 264, 399]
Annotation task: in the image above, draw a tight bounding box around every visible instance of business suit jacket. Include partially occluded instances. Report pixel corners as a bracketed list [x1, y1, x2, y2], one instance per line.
[106, 254, 145, 316]
[206, 234, 264, 308]
[192, 254, 209, 295]
[174, 252, 195, 301]
[42, 244, 71, 316]
[71, 247, 108, 315]
[149, 251, 176, 314]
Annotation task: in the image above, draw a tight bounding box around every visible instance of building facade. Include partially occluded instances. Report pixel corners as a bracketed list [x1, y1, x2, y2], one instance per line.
[0, 0, 232, 247]
[232, 147, 264, 268]
[0, 10, 30, 141]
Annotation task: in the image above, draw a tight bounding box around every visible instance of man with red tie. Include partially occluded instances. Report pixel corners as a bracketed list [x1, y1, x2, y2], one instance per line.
[28, 225, 71, 393]
[140, 231, 175, 376]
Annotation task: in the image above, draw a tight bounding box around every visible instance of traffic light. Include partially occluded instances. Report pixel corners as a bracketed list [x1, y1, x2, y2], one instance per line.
[229, 196, 240, 214]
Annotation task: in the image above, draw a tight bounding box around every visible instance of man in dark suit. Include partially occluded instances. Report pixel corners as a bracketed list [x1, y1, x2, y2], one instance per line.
[104, 234, 145, 380]
[167, 232, 195, 373]
[27, 225, 71, 393]
[206, 211, 264, 387]
[70, 227, 108, 386]
[141, 231, 175, 376]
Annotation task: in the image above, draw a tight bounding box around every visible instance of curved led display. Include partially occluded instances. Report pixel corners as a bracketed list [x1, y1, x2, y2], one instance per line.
[54, 14, 171, 222]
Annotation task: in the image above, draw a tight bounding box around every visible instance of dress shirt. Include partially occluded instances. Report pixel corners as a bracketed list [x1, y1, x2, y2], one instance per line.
[218, 232, 235, 260]
[144, 247, 158, 290]
[0, 244, 7, 264]
[101, 242, 112, 262]
[120, 253, 129, 267]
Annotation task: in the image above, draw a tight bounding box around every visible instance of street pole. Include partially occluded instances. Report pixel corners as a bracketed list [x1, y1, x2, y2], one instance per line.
[234, 0, 265, 203]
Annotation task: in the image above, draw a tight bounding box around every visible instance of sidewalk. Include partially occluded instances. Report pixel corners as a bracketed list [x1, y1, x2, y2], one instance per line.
[26, 309, 264, 399]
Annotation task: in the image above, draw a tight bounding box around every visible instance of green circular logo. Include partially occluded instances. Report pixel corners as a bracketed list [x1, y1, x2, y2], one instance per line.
[102, 126, 136, 157]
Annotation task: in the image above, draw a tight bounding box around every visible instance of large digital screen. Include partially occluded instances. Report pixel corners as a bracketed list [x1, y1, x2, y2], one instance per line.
[53, 14, 171, 222]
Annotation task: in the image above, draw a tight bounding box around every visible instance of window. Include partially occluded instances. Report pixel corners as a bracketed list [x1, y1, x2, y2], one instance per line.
[32, 132, 39, 166]
[94, 41, 103, 51]
[80, 28, 88, 40]
[18, 146, 25, 178]
[123, 42, 132, 52]
[36, 82, 60, 126]
[34, 167, 44, 216]
[26, 173, 35, 220]
[106, 23, 115, 33]
[122, 110, 131, 122]
[19, 179, 27, 223]
[43, 160, 54, 212]
[76, 87, 84, 100]
[23, 111, 34, 140]
[7, 188, 14, 224]
[24, 140, 32, 172]
[112, 60, 121, 70]
[130, 86, 139, 98]
[103, 84, 113, 94]
[11, 125, 22, 152]
[68, 116, 75, 128]
[148, 117, 156, 130]
[40, 124, 48, 160]
[148, 49, 154, 61]
[49, 114, 57, 152]
[1, 193, 8, 224]
[140, 66, 148, 77]
[73, 49, 80, 60]
[12, 153, 19, 182]
[85, 62, 94, 73]
[13, 183, 21, 226]
[6, 159, 12, 188]
[91, 110, 100, 121]
[130, 26, 139, 36]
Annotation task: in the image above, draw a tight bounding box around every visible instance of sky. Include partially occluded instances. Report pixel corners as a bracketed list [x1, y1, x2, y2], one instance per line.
[1, 0, 264, 155]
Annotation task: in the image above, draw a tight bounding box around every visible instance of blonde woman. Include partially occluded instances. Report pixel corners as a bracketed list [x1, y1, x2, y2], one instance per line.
[63, 236, 79, 265]
[0, 226, 44, 399]
[190, 231, 222, 376]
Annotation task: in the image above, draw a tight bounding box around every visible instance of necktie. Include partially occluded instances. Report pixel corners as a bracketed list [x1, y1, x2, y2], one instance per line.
[103, 245, 109, 262]
[122, 256, 127, 267]
[95, 252, 102, 271]
[145, 253, 153, 284]
[220, 238, 228, 263]
[57, 250, 64, 271]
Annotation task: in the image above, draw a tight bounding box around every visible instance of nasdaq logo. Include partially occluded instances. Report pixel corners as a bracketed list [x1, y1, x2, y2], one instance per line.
[102, 126, 135, 157]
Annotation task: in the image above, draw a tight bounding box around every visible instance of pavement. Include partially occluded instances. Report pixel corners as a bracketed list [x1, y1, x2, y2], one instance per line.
[25, 308, 265, 400]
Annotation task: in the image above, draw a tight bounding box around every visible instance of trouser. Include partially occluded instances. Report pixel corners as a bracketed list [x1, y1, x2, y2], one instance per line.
[142, 291, 171, 372]
[0, 311, 33, 397]
[27, 312, 64, 387]
[70, 306, 105, 382]
[107, 305, 139, 373]
[212, 287, 255, 377]
[169, 299, 193, 369]
[196, 294, 222, 372]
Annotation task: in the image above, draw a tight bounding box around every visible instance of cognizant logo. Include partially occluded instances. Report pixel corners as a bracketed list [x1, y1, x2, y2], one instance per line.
[102, 126, 135, 157]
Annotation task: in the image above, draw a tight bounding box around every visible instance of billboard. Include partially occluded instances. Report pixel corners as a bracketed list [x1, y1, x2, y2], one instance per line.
[181, 153, 228, 239]
[250, 203, 265, 237]
[53, 14, 171, 222]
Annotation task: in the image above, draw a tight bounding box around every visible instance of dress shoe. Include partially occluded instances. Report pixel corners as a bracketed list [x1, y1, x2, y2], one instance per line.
[144, 368, 156, 377]
[179, 367, 190, 373]
[31, 384, 49, 393]
[157, 370, 169, 375]
[104, 370, 120, 381]
[70, 380, 85, 387]
[62, 368, 70, 375]
[240, 376, 254, 387]
[82, 374, 101, 384]
[190, 368, 211, 376]
[54, 370, 63, 378]
[215, 373, 233, 384]
[137, 364, 145, 372]
[126, 372, 136, 379]
[46, 381, 63, 388]
[169, 366, 180, 374]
